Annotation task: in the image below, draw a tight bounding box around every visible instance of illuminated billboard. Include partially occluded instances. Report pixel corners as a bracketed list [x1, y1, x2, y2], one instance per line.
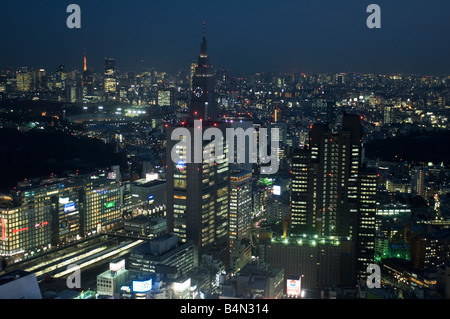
[273, 185, 281, 196]
[133, 279, 152, 293]
[64, 202, 76, 212]
[286, 278, 301, 297]
[1, 218, 6, 241]
[109, 259, 125, 272]
[176, 160, 186, 171]
[105, 202, 115, 208]
[59, 197, 70, 205]
[173, 278, 191, 292]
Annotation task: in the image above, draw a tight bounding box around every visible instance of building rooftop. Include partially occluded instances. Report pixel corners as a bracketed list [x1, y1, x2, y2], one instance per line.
[269, 234, 350, 247]
[0, 270, 33, 286]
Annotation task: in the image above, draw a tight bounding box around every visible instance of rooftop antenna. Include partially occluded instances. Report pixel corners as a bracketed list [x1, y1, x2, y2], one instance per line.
[202, 21, 206, 39]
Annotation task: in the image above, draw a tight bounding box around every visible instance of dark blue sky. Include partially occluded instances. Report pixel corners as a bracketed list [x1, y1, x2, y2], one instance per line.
[1, 0, 449, 75]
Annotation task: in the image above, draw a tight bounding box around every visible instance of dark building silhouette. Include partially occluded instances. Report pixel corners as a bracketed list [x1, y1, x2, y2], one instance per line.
[290, 114, 377, 282]
[189, 22, 218, 121]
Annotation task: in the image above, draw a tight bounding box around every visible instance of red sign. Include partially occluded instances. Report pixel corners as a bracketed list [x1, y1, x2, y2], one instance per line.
[1, 218, 6, 241]
[12, 227, 29, 234]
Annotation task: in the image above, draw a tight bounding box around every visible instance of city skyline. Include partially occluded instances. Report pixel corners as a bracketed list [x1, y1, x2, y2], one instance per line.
[1, 0, 450, 75]
[1, 1, 450, 303]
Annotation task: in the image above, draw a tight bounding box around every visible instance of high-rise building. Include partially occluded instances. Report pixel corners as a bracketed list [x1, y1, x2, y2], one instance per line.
[104, 58, 117, 96]
[289, 114, 377, 283]
[411, 166, 426, 198]
[166, 121, 230, 257]
[166, 27, 229, 259]
[290, 149, 310, 232]
[16, 68, 31, 92]
[355, 168, 378, 279]
[291, 114, 363, 237]
[229, 171, 252, 244]
[158, 89, 174, 106]
[189, 22, 218, 121]
[229, 171, 253, 272]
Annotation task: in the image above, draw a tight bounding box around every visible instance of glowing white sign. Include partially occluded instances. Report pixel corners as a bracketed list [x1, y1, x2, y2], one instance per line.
[286, 279, 301, 297]
[273, 185, 281, 196]
[109, 259, 125, 272]
[133, 279, 152, 293]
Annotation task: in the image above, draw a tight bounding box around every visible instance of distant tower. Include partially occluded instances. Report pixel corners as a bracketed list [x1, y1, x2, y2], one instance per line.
[104, 58, 117, 98]
[83, 50, 87, 72]
[82, 50, 94, 96]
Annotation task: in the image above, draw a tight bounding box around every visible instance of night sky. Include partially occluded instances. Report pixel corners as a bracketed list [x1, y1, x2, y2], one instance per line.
[1, 0, 449, 75]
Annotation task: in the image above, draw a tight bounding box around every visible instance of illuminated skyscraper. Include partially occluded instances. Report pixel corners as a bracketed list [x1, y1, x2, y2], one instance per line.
[289, 114, 377, 283]
[166, 26, 229, 258]
[166, 122, 229, 258]
[104, 58, 117, 97]
[411, 166, 426, 198]
[158, 89, 174, 106]
[290, 149, 310, 231]
[291, 115, 363, 237]
[16, 68, 31, 92]
[355, 168, 378, 280]
[229, 171, 252, 250]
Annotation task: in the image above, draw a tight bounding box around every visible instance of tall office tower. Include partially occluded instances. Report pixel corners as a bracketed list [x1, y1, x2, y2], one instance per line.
[55, 65, 66, 90]
[290, 149, 311, 232]
[305, 114, 362, 237]
[355, 168, 378, 280]
[229, 170, 253, 272]
[189, 22, 218, 121]
[166, 121, 230, 259]
[31, 69, 46, 91]
[166, 25, 229, 259]
[290, 114, 377, 284]
[104, 58, 117, 96]
[411, 166, 426, 198]
[229, 171, 252, 251]
[16, 68, 31, 92]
